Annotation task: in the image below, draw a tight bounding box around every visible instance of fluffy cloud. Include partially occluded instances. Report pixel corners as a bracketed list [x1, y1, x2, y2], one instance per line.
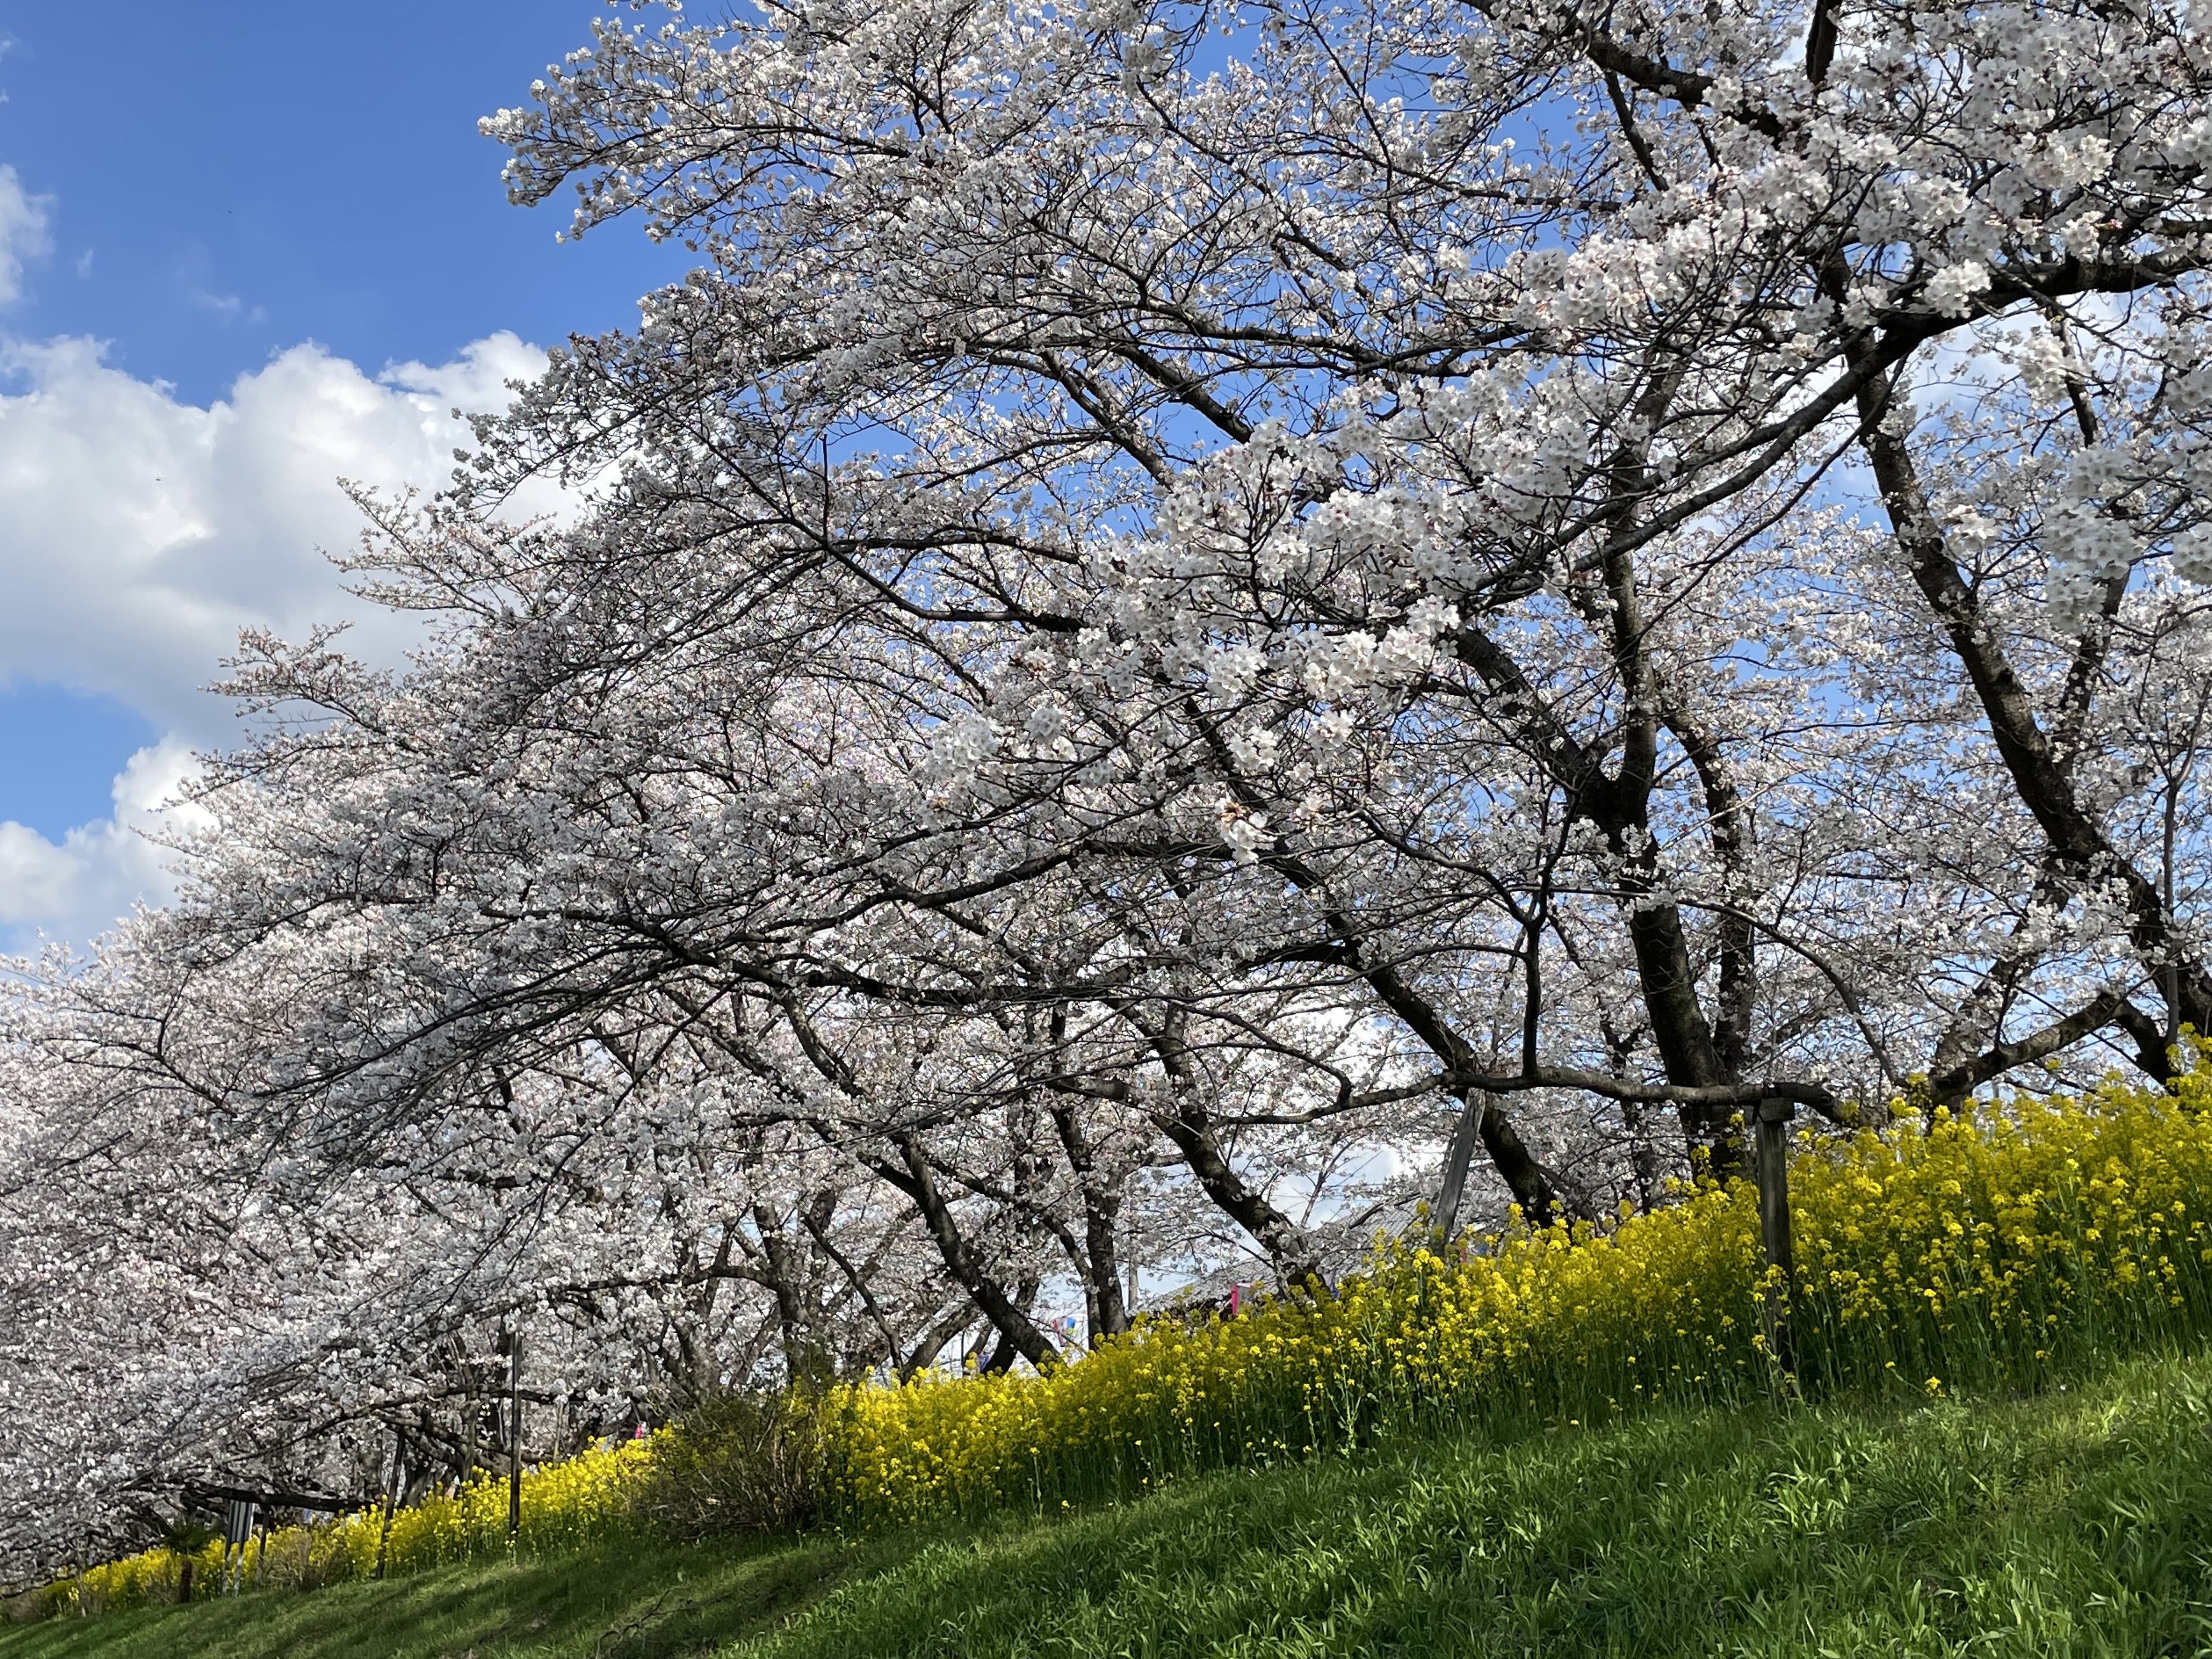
[0, 740, 206, 947]
[0, 330, 547, 948]
[0, 331, 545, 736]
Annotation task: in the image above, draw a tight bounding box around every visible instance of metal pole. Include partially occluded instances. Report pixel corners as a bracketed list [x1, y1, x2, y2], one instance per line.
[223, 1500, 255, 1595]
[1755, 1096, 1798, 1385]
[506, 1328, 524, 1541]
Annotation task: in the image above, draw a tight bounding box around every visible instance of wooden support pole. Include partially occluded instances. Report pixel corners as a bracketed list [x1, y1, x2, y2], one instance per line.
[373, 1442, 402, 1581]
[1124, 1177, 1140, 1316]
[506, 1328, 524, 1541]
[1754, 1096, 1798, 1385]
[460, 1345, 481, 1487]
[1434, 1092, 1488, 1244]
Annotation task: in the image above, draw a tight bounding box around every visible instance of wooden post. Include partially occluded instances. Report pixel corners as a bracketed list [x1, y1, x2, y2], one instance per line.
[1434, 1092, 1488, 1243]
[460, 1344, 481, 1488]
[1755, 1096, 1798, 1385]
[373, 1442, 403, 1581]
[1124, 1177, 1140, 1316]
[506, 1328, 524, 1542]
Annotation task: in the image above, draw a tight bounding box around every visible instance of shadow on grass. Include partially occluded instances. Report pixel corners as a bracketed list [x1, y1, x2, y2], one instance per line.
[11, 1352, 2212, 1659]
[0, 1530, 854, 1659]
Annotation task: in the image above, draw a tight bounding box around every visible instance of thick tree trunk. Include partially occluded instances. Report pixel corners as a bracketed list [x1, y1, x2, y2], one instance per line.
[1664, 704, 1759, 1081]
[1587, 369, 1751, 1177]
[774, 996, 1060, 1368]
[1309, 944, 1568, 1226]
[752, 1205, 832, 1387]
[1623, 900, 1744, 1178]
[1457, 584, 1750, 1184]
[1151, 1102, 1325, 1289]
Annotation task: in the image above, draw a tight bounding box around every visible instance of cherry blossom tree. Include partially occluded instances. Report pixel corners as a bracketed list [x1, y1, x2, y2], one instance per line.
[455, 0, 2212, 1159]
[15, 0, 2212, 1577]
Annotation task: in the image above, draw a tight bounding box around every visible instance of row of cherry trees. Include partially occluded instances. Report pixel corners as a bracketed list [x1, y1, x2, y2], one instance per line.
[10, 0, 2212, 1578]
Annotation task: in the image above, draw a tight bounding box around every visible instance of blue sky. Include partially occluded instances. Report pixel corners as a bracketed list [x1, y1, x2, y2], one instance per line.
[0, 0, 687, 947]
[0, 0, 680, 406]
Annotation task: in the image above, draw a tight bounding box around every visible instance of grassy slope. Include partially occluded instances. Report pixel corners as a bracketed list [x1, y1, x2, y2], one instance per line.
[10, 1350, 2212, 1659]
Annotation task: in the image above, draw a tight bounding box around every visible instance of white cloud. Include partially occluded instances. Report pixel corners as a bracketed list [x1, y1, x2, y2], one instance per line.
[0, 329, 551, 947]
[0, 164, 50, 304]
[0, 330, 547, 740]
[0, 738, 205, 946]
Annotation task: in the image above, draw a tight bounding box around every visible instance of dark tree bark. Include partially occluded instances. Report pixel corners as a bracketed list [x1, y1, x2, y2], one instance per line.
[1044, 1092, 1130, 1341]
[1853, 351, 2212, 1040]
[869, 1137, 1062, 1370]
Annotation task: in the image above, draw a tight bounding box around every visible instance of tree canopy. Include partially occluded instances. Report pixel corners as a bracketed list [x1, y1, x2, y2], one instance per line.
[10, 0, 2212, 1577]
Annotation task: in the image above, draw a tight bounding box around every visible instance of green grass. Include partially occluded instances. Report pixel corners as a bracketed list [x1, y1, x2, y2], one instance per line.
[0, 1531, 851, 1659]
[13, 1350, 2212, 1658]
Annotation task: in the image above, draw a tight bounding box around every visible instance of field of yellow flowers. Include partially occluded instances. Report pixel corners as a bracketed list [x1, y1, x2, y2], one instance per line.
[33, 1077, 2212, 1617]
[814, 1078, 2212, 1527]
[42, 1438, 657, 1618]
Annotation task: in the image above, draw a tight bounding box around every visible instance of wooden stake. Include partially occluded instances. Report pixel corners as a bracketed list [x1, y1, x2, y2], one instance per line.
[1755, 1096, 1798, 1385]
[506, 1328, 524, 1541]
[460, 1341, 480, 1486]
[1434, 1092, 1488, 1243]
[373, 1443, 402, 1581]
